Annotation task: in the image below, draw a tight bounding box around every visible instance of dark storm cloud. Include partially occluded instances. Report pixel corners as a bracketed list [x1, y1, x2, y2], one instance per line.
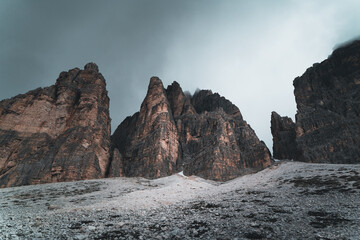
[333, 35, 360, 50]
[0, 0, 196, 131]
[1, 0, 360, 152]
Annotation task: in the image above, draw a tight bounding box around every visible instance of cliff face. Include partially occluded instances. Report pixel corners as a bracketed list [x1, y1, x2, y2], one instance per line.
[0, 63, 111, 188]
[111, 77, 180, 178]
[0, 63, 272, 187]
[271, 40, 360, 163]
[270, 112, 296, 160]
[112, 79, 272, 181]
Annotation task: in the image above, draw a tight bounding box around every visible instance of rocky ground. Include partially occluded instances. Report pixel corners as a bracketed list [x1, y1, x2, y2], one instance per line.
[0, 161, 360, 240]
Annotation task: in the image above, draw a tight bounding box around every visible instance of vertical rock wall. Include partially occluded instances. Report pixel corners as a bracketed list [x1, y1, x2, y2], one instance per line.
[111, 77, 180, 178]
[271, 40, 360, 163]
[0, 63, 111, 188]
[270, 112, 296, 160]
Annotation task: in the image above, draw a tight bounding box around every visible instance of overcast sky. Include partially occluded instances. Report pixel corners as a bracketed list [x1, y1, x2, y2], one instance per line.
[1, 0, 360, 152]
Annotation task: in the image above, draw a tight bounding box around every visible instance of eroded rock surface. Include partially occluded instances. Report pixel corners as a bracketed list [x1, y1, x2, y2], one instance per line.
[112, 78, 271, 181]
[0, 63, 111, 188]
[111, 77, 180, 179]
[271, 40, 360, 163]
[271, 111, 296, 160]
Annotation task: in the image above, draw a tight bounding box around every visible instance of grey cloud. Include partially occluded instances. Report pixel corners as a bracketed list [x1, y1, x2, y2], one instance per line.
[333, 35, 360, 50]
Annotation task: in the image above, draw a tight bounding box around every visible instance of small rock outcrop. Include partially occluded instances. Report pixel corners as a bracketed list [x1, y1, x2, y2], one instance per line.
[112, 78, 272, 181]
[271, 40, 360, 163]
[270, 112, 296, 160]
[0, 63, 111, 188]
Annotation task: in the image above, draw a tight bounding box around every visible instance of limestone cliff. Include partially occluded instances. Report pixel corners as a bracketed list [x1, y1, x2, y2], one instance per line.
[111, 77, 180, 178]
[0, 63, 111, 188]
[271, 40, 360, 163]
[112, 78, 272, 181]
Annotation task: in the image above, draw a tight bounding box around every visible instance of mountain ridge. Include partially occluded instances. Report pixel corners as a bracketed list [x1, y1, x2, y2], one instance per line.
[110, 76, 272, 181]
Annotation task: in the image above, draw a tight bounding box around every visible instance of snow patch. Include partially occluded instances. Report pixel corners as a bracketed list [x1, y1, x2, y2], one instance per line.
[177, 171, 185, 177]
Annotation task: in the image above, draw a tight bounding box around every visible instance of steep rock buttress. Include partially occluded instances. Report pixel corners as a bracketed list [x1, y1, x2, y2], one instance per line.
[110, 77, 180, 178]
[271, 40, 360, 163]
[0, 63, 111, 188]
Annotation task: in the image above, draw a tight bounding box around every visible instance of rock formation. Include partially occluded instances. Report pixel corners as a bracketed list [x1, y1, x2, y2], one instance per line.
[111, 78, 272, 181]
[0, 63, 111, 188]
[271, 40, 360, 163]
[111, 77, 180, 179]
[270, 112, 296, 160]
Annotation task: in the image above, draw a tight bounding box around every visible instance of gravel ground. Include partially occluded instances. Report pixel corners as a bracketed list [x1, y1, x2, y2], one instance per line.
[0, 161, 359, 240]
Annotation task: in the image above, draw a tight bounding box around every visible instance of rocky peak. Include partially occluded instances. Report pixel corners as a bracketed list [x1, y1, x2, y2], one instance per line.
[147, 76, 165, 95]
[84, 62, 99, 73]
[272, 40, 360, 163]
[191, 90, 242, 118]
[0, 63, 111, 188]
[111, 77, 180, 179]
[293, 40, 360, 116]
[166, 81, 195, 117]
[111, 77, 271, 181]
[141, 77, 169, 113]
[137, 76, 174, 138]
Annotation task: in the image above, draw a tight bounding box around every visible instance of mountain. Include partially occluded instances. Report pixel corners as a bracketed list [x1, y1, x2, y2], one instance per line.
[271, 40, 360, 163]
[0, 67, 271, 188]
[111, 78, 272, 181]
[0, 63, 111, 188]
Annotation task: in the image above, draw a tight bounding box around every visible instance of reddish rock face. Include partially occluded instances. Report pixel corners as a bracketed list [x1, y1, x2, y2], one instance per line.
[0, 63, 111, 188]
[176, 89, 271, 181]
[111, 77, 180, 178]
[271, 40, 360, 163]
[111, 78, 272, 181]
[271, 112, 296, 160]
